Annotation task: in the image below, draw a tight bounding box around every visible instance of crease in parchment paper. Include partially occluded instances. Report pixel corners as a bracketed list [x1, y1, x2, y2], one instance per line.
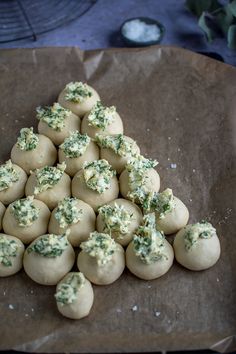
[210, 335, 236, 353]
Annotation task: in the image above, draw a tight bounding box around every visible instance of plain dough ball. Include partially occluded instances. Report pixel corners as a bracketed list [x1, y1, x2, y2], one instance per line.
[3, 199, 50, 244]
[126, 239, 174, 280]
[38, 112, 80, 146]
[25, 172, 71, 210]
[96, 198, 143, 246]
[11, 134, 57, 174]
[58, 85, 100, 117]
[81, 111, 124, 139]
[23, 235, 75, 285]
[56, 273, 94, 320]
[0, 234, 25, 277]
[77, 244, 125, 285]
[100, 136, 140, 174]
[58, 140, 99, 177]
[173, 226, 221, 271]
[0, 202, 6, 230]
[48, 199, 96, 247]
[156, 197, 189, 235]
[119, 168, 160, 202]
[0, 164, 27, 205]
[72, 169, 119, 212]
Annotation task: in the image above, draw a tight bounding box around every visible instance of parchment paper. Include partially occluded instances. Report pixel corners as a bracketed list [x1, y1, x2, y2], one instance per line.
[0, 46, 235, 353]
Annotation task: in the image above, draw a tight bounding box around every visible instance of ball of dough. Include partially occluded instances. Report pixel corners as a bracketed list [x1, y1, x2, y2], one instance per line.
[0, 163, 27, 205]
[99, 135, 140, 174]
[77, 243, 125, 285]
[119, 168, 160, 202]
[81, 111, 124, 139]
[23, 234, 75, 285]
[173, 223, 221, 271]
[48, 199, 96, 247]
[25, 172, 71, 210]
[96, 198, 143, 246]
[156, 197, 189, 235]
[0, 202, 6, 230]
[0, 234, 25, 277]
[38, 112, 80, 146]
[55, 272, 94, 320]
[126, 239, 174, 280]
[72, 169, 119, 212]
[58, 84, 100, 117]
[58, 140, 99, 177]
[11, 134, 57, 174]
[3, 199, 50, 244]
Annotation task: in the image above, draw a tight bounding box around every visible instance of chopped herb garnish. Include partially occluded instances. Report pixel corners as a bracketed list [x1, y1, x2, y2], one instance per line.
[59, 131, 90, 158]
[65, 82, 92, 103]
[10, 196, 39, 227]
[55, 197, 83, 229]
[27, 233, 69, 258]
[0, 235, 18, 267]
[16, 127, 39, 151]
[0, 160, 19, 192]
[34, 162, 66, 194]
[36, 103, 71, 131]
[184, 221, 216, 251]
[55, 272, 85, 305]
[95, 134, 138, 157]
[88, 101, 116, 130]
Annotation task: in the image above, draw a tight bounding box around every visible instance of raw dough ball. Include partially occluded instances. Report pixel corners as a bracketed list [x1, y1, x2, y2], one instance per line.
[23, 234, 75, 285]
[48, 198, 96, 247]
[81, 112, 123, 139]
[156, 196, 189, 235]
[11, 130, 57, 174]
[0, 233, 25, 277]
[0, 202, 6, 230]
[58, 83, 100, 117]
[173, 222, 221, 271]
[55, 272, 94, 320]
[0, 162, 27, 205]
[3, 198, 50, 244]
[126, 238, 174, 280]
[96, 198, 143, 246]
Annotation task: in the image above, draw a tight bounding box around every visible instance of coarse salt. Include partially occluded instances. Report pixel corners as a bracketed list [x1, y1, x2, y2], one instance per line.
[122, 19, 161, 43]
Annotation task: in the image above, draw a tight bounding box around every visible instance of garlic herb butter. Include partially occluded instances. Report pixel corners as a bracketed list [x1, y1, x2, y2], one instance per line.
[88, 101, 116, 130]
[36, 103, 71, 131]
[55, 272, 85, 305]
[60, 131, 90, 158]
[16, 127, 39, 151]
[95, 134, 137, 157]
[28, 233, 69, 258]
[65, 82, 92, 103]
[184, 221, 216, 251]
[0, 235, 18, 267]
[0, 160, 19, 192]
[34, 162, 66, 194]
[55, 197, 83, 229]
[10, 196, 39, 227]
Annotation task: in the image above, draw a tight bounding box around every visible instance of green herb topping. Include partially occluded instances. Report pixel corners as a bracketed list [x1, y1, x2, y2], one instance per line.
[28, 233, 69, 258]
[55, 272, 85, 305]
[16, 127, 39, 151]
[0, 160, 20, 192]
[83, 159, 116, 194]
[36, 103, 71, 131]
[65, 82, 92, 103]
[0, 235, 18, 267]
[10, 196, 40, 227]
[87, 101, 116, 130]
[34, 162, 66, 194]
[55, 197, 83, 229]
[80, 231, 117, 266]
[184, 221, 216, 251]
[59, 131, 90, 158]
[95, 134, 138, 157]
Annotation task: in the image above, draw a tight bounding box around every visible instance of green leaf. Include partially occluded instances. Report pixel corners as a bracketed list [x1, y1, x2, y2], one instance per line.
[228, 0, 236, 17]
[198, 12, 220, 42]
[215, 5, 235, 35]
[186, 0, 222, 18]
[227, 24, 236, 49]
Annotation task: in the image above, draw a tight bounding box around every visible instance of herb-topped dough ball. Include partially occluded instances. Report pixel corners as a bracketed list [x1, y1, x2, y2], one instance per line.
[25, 162, 71, 210]
[77, 232, 125, 285]
[58, 131, 99, 177]
[96, 199, 143, 246]
[23, 233, 75, 285]
[11, 127, 57, 174]
[0, 160, 27, 205]
[173, 221, 221, 271]
[119, 156, 160, 203]
[37, 103, 80, 145]
[0, 234, 25, 277]
[81, 101, 123, 139]
[126, 213, 174, 280]
[58, 82, 100, 117]
[48, 197, 96, 247]
[55, 272, 94, 320]
[3, 196, 50, 244]
[0, 202, 6, 230]
[72, 159, 119, 212]
[96, 134, 140, 174]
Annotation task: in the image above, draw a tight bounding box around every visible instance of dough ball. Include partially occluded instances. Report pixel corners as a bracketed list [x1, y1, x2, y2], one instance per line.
[23, 234, 75, 285]
[55, 272, 94, 320]
[0, 162, 27, 205]
[126, 238, 174, 280]
[0, 233, 25, 277]
[156, 197, 189, 235]
[48, 198, 96, 247]
[3, 198, 50, 244]
[0, 202, 6, 230]
[11, 132, 57, 174]
[58, 83, 100, 117]
[173, 222, 221, 271]
[96, 198, 143, 246]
